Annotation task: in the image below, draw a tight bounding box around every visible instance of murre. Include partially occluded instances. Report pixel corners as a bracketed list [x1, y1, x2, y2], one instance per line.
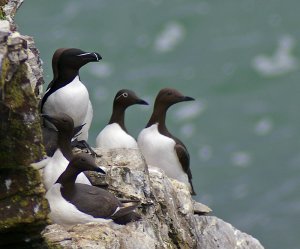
[95, 89, 148, 149]
[42, 113, 96, 190]
[46, 153, 140, 225]
[41, 48, 101, 153]
[137, 88, 196, 195]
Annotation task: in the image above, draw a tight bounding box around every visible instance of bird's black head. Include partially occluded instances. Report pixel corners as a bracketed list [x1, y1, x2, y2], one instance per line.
[53, 48, 102, 75]
[154, 88, 194, 109]
[42, 113, 74, 135]
[70, 153, 106, 174]
[114, 89, 148, 108]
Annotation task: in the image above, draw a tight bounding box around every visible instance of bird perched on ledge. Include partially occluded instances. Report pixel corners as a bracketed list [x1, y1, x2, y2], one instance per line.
[95, 89, 148, 149]
[42, 113, 95, 190]
[46, 153, 140, 225]
[137, 88, 196, 195]
[41, 48, 101, 154]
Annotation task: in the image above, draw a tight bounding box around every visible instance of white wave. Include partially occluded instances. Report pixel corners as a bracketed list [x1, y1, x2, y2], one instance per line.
[252, 34, 298, 76]
[231, 151, 252, 167]
[254, 117, 273, 136]
[89, 63, 113, 78]
[180, 123, 195, 138]
[174, 100, 206, 121]
[198, 145, 213, 161]
[154, 22, 185, 53]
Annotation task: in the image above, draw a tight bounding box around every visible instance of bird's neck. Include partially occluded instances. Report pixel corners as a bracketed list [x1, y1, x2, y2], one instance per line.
[56, 68, 79, 84]
[146, 105, 169, 134]
[57, 133, 73, 161]
[109, 104, 127, 132]
[56, 166, 78, 186]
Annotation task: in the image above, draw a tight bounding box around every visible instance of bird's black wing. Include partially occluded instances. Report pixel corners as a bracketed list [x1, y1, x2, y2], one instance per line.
[175, 143, 196, 195]
[61, 183, 120, 218]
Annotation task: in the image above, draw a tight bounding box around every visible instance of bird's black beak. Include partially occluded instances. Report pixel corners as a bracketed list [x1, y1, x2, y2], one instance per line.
[73, 123, 86, 137]
[77, 52, 102, 62]
[92, 52, 102, 61]
[182, 96, 195, 102]
[95, 167, 106, 174]
[136, 99, 149, 105]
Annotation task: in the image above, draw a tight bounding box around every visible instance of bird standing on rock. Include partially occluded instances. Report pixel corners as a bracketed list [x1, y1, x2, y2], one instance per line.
[137, 88, 196, 195]
[42, 113, 95, 190]
[46, 153, 140, 225]
[41, 48, 101, 153]
[95, 89, 148, 149]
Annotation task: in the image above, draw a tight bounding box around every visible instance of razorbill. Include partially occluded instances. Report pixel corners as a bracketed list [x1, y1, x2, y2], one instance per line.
[41, 48, 101, 149]
[137, 88, 196, 195]
[42, 113, 96, 190]
[95, 89, 148, 149]
[46, 153, 140, 225]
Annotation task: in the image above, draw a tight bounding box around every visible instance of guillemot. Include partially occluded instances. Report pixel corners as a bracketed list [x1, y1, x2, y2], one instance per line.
[41, 48, 101, 153]
[95, 89, 148, 149]
[137, 88, 196, 195]
[46, 153, 140, 225]
[42, 113, 99, 190]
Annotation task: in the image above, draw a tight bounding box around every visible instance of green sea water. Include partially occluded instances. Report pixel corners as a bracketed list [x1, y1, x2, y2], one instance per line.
[16, 1, 300, 248]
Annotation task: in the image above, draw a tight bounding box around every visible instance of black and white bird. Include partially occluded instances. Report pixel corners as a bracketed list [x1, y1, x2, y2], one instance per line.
[95, 89, 148, 149]
[137, 88, 196, 195]
[41, 48, 101, 151]
[46, 153, 140, 225]
[42, 113, 94, 190]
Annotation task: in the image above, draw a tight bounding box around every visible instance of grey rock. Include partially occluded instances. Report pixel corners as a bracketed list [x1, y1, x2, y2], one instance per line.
[194, 216, 263, 249]
[44, 148, 264, 249]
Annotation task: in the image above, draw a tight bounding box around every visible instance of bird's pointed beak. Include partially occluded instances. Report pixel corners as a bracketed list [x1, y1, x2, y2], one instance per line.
[182, 96, 195, 102]
[136, 99, 149, 105]
[95, 167, 106, 174]
[76, 52, 102, 62]
[73, 123, 86, 137]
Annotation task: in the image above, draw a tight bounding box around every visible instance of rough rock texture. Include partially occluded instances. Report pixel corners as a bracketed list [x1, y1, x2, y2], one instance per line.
[0, 0, 49, 248]
[43, 148, 264, 249]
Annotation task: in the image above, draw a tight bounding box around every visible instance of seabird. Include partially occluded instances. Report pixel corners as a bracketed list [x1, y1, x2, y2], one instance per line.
[95, 89, 148, 149]
[137, 88, 196, 195]
[41, 48, 101, 153]
[42, 113, 94, 190]
[46, 153, 140, 225]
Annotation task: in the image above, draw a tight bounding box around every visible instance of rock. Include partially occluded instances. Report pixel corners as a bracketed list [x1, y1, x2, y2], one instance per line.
[193, 216, 264, 249]
[43, 148, 264, 249]
[0, 0, 48, 248]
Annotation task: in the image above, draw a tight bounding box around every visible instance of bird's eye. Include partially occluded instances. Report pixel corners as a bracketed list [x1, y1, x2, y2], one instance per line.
[116, 92, 128, 100]
[167, 92, 172, 96]
[80, 158, 85, 162]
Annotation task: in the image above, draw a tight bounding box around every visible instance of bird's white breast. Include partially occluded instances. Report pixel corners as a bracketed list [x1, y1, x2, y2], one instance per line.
[137, 124, 189, 186]
[95, 123, 138, 149]
[43, 149, 91, 190]
[43, 76, 90, 128]
[46, 184, 112, 225]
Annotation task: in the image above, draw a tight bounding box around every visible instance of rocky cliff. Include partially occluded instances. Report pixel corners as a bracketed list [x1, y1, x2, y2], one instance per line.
[0, 0, 49, 248]
[42, 148, 264, 249]
[0, 1, 264, 248]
